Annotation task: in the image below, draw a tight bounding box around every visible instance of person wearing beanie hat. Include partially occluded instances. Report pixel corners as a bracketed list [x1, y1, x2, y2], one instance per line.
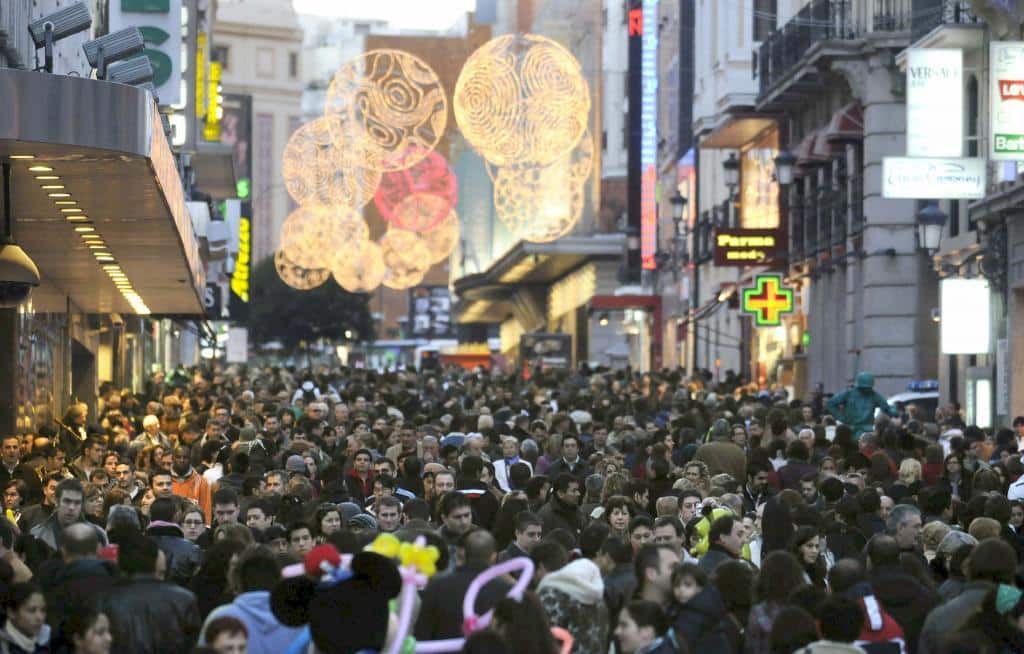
[285, 455, 307, 476]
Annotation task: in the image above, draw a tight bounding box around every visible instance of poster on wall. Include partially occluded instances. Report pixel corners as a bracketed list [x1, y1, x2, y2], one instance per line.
[220, 94, 253, 199]
[740, 130, 779, 229]
[520, 333, 573, 378]
[906, 49, 963, 157]
[409, 286, 454, 339]
[991, 42, 1024, 160]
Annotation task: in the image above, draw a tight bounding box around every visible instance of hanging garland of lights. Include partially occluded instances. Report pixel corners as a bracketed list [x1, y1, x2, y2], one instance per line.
[374, 149, 458, 232]
[454, 34, 590, 168]
[325, 49, 448, 173]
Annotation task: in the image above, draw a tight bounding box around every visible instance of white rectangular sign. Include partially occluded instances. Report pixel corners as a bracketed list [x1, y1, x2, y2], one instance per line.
[109, 0, 182, 106]
[991, 42, 1024, 160]
[882, 157, 986, 199]
[906, 49, 963, 157]
[941, 278, 991, 354]
[226, 326, 248, 363]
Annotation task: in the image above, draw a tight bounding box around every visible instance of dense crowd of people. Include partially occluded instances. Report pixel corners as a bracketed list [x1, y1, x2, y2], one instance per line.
[1, 363, 1023, 654]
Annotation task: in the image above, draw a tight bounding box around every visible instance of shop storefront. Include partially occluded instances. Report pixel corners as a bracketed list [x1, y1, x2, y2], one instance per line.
[0, 68, 204, 432]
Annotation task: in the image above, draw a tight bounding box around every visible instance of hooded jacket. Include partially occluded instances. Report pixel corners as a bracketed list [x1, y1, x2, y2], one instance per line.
[201, 591, 305, 654]
[538, 560, 609, 654]
[146, 521, 201, 586]
[669, 585, 732, 654]
[826, 373, 895, 437]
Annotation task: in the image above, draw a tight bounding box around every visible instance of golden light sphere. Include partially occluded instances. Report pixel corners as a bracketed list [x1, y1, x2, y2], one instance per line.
[379, 229, 431, 290]
[417, 209, 460, 263]
[491, 133, 592, 243]
[279, 205, 370, 270]
[389, 193, 453, 233]
[331, 241, 386, 293]
[454, 33, 590, 167]
[282, 116, 381, 207]
[325, 49, 448, 172]
[274, 250, 330, 290]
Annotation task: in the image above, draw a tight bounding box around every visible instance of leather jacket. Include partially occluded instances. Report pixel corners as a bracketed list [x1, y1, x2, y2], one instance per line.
[98, 577, 200, 654]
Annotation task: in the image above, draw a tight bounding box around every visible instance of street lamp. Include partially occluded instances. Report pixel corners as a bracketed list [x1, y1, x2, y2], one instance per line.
[916, 202, 948, 255]
[774, 149, 797, 186]
[722, 152, 740, 197]
[670, 192, 686, 228]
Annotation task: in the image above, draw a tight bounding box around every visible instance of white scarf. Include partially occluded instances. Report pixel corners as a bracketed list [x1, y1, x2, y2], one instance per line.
[4, 620, 39, 652]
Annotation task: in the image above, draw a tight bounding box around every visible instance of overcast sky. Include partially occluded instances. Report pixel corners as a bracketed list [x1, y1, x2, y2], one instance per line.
[292, 0, 476, 31]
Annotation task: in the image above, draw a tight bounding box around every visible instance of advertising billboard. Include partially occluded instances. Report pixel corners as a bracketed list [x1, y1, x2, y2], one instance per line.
[941, 278, 991, 354]
[991, 42, 1024, 160]
[881, 157, 986, 199]
[409, 286, 454, 339]
[906, 49, 963, 157]
[628, 0, 659, 272]
[228, 201, 251, 323]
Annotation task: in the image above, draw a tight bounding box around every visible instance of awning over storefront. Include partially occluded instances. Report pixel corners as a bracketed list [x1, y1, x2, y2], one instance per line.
[191, 143, 238, 200]
[796, 129, 830, 168]
[699, 114, 777, 149]
[453, 235, 626, 324]
[0, 68, 204, 315]
[825, 102, 863, 144]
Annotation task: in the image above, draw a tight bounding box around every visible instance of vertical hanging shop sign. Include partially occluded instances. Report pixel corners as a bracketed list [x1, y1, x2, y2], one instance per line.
[640, 0, 659, 269]
[110, 0, 182, 106]
[228, 202, 251, 323]
[906, 49, 963, 157]
[991, 42, 1024, 159]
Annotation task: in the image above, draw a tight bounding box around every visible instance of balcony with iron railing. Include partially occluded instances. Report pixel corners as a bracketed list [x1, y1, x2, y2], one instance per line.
[910, 0, 980, 43]
[755, 0, 913, 108]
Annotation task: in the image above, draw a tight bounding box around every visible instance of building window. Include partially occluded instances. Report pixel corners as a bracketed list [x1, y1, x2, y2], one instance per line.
[213, 46, 230, 71]
[289, 52, 298, 79]
[753, 0, 776, 42]
[602, 130, 608, 151]
[256, 48, 274, 78]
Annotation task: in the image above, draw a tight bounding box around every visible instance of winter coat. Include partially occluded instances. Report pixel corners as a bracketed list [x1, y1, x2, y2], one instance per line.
[669, 585, 732, 654]
[456, 479, 500, 530]
[693, 441, 747, 486]
[537, 493, 582, 537]
[25, 515, 107, 571]
[201, 591, 305, 654]
[603, 563, 638, 623]
[415, 565, 512, 641]
[97, 577, 201, 654]
[869, 564, 940, 654]
[145, 522, 202, 586]
[826, 373, 895, 437]
[545, 457, 591, 481]
[797, 641, 867, 654]
[537, 560, 609, 654]
[36, 557, 116, 651]
[697, 544, 736, 576]
[916, 581, 993, 654]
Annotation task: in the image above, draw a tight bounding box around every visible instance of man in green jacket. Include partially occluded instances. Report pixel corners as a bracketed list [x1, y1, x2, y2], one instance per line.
[826, 372, 897, 438]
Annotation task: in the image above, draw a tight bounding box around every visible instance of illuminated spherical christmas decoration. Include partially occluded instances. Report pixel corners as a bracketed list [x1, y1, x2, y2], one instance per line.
[274, 250, 330, 290]
[325, 49, 448, 172]
[417, 209, 460, 263]
[375, 150, 457, 232]
[454, 33, 590, 167]
[331, 241, 386, 293]
[491, 132, 593, 243]
[281, 116, 381, 208]
[380, 229, 431, 290]
[280, 205, 370, 270]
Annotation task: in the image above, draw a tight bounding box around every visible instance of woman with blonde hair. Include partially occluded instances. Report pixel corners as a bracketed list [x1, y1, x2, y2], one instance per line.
[889, 457, 924, 503]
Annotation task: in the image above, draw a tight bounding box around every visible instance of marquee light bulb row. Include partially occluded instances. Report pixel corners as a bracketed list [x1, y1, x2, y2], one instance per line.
[21, 158, 150, 314]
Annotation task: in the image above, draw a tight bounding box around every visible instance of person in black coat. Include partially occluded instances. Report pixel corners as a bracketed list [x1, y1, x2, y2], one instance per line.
[98, 529, 200, 654]
[537, 474, 583, 539]
[456, 456, 500, 531]
[867, 535, 940, 654]
[414, 530, 511, 641]
[598, 536, 636, 625]
[144, 498, 201, 587]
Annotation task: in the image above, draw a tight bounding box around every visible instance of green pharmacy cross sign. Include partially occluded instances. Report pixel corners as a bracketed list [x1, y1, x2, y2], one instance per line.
[741, 274, 795, 327]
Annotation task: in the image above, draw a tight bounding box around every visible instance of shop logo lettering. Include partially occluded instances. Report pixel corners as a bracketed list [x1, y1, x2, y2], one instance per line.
[999, 80, 1024, 101]
[995, 134, 1024, 152]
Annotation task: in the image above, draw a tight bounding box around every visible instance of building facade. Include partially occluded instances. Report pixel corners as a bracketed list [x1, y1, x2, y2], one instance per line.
[214, 0, 304, 265]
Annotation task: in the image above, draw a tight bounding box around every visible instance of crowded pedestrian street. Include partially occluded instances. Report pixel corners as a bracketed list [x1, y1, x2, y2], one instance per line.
[5, 0, 1024, 653]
